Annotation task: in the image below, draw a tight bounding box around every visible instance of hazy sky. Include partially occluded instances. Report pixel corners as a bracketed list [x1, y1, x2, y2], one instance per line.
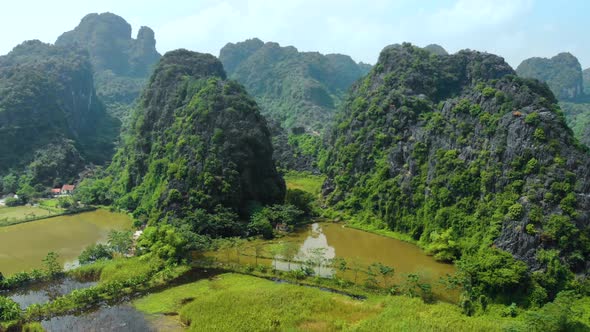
[0, 0, 588, 68]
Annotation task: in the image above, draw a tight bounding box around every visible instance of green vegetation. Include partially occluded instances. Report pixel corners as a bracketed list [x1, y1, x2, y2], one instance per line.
[0, 206, 57, 227]
[516, 52, 584, 100]
[560, 101, 590, 146]
[0, 40, 119, 197]
[78, 230, 133, 264]
[219, 38, 370, 132]
[56, 12, 160, 121]
[322, 43, 590, 306]
[78, 50, 285, 251]
[136, 273, 381, 331]
[284, 171, 325, 195]
[131, 272, 546, 331]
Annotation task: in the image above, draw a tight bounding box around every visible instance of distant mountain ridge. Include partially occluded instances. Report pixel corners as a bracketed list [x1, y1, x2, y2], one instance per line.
[516, 53, 584, 100]
[56, 12, 161, 121]
[219, 38, 371, 132]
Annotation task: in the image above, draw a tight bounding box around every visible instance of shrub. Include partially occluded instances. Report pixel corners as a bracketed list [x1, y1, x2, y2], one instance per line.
[533, 128, 546, 141]
[0, 296, 21, 321]
[525, 112, 540, 126]
[79, 244, 113, 265]
[507, 203, 524, 220]
[482, 87, 496, 98]
[4, 197, 20, 207]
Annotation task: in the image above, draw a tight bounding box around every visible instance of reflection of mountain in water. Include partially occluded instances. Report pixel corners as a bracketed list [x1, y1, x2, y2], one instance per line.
[273, 223, 336, 277]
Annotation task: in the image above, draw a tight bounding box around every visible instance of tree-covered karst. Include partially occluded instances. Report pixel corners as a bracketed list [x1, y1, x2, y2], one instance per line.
[516, 53, 584, 100]
[94, 50, 285, 233]
[424, 44, 449, 56]
[56, 12, 161, 120]
[268, 120, 320, 173]
[219, 38, 371, 132]
[0, 40, 119, 191]
[322, 43, 590, 301]
[559, 102, 590, 146]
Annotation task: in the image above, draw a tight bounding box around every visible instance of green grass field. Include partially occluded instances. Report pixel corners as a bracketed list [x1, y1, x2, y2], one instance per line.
[0, 206, 55, 227]
[133, 273, 527, 332]
[284, 171, 325, 195]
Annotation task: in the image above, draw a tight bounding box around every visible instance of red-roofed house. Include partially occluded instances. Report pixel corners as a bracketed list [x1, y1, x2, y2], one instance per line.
[61, 184, 75, 195]
[51, 188, 61, 197]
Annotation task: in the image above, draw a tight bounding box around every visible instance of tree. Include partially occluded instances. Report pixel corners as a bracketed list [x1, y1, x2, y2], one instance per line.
[307, 247, 327, 276]
[1, 174, 18, 193]
[231, 237, 247, 264]
[43, 252, 62, 276]
[350, 258, 363, 284]
[267, 244, 283, 270]
[252, 243, 265, 266]
[285, 189, 316, 215]
[78, 244, 112, 264]
[108, 230, 133, 255]
[248, 212, 274, 239]
[374, 262, 394, 289]
[280, 242, 300, 271]
[332, 258, 348, 273]
[137, 225, 188, 262]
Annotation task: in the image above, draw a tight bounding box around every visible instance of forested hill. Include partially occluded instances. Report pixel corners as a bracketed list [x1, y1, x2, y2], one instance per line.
[56, 12, 161, 120]
[90, 49, 285, 230]
[516, 52, 590, 147]
[516, 53, 584, 100]
[0, 40, 119, 191]
[219, 38, 371, 132]
[322, 43, 590, 300]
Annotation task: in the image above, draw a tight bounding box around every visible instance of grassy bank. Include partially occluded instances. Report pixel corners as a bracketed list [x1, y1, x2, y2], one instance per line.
[133, 272, 527, 331]
[284, 171, 325, 195]
[0, 204, 95, 228]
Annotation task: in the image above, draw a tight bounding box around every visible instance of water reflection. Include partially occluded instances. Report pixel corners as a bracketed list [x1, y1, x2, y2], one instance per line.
[273, 223, 336, 277]
[42, 305, 154, 332]
[269, 222, 457, 301]
[4, 278, 97, 309]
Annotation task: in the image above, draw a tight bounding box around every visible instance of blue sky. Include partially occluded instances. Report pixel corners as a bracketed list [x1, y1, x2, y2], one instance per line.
[0, 0, 588, 68]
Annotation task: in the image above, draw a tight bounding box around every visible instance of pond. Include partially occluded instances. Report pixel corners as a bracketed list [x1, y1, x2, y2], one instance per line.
[285, 223, 454, 278]
[0, 210, 133, 275]
[3, 277, 97, 309]
[228, 222, 457, 300]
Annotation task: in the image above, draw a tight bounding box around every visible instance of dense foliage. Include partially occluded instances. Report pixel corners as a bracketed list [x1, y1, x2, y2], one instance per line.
[81, 50, 285, 245]
[322, 43, 590, 302]
[516, 52, 584, 100]
[559, 101, 590, 146]
[56, 13, 161, 121]
[0, 40, 119, 194]
[219, 38, 370, 132]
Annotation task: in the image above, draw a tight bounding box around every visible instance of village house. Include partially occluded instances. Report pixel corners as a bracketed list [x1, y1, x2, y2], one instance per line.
[50, 188, 61, 197]
[60, 184, 75, 195]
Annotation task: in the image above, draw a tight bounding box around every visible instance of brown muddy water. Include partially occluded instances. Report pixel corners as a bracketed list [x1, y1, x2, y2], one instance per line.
[226, 222, 457, 300]
[0, 210, 133, 275]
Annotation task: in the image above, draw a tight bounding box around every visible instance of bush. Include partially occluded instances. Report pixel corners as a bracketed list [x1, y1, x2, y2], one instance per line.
[525, 112, 540, 126]
[285, 189, 316, 215]
[0, 296, 21, 321]
[79, 244, 113, 265]
[507, 203, 524, 220]
[533, 128, 546, 141]
[4, 197, 21, 207]
[247, 213, 274, 239]
[524, 291, 578, 331]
